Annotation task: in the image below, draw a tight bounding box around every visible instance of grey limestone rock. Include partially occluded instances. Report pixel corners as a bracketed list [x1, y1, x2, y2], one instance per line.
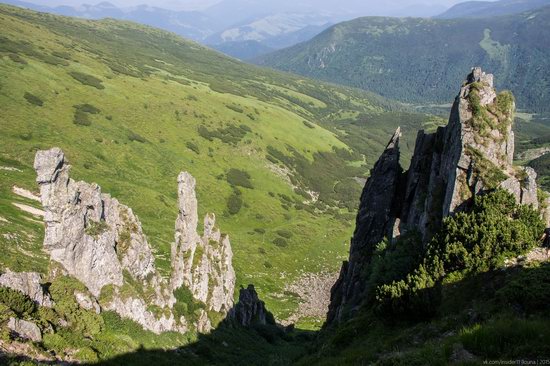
[171, 173, 235, 315]
[33, 149, 235, 334]
[327, 128, 403, 324]
[0, 270, 52, 307]
[74, 291, 101, 314]
[7, 318, 42, 342]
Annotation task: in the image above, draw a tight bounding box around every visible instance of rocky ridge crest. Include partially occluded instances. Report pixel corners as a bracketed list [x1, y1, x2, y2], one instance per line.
[28, 148, 235, 333]
[327, 68, 545, 325]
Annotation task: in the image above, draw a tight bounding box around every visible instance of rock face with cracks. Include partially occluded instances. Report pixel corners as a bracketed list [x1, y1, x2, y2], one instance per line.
[32, 148, 235, 333]
[327, 68, 545, 325]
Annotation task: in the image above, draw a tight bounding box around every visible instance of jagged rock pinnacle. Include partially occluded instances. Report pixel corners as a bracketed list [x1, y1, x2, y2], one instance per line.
[33, 148, 235, 334]
[327, 68, 541, 326]
[386, 127, 401, 150]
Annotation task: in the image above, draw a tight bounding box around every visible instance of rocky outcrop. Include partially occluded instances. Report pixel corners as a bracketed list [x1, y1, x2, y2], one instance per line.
[34, 148, 156, 297]
[326, 128, 403, 324]
[228, 285, 274, 327]
[171, 173, 235, 315]
[7, 318, 41, 342]
[0, 271, 52, 307]
[33, 148, 235, 334]
[327, 68, 543, 325]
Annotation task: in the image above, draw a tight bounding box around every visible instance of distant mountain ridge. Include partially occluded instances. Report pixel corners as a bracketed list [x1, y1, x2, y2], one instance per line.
[437, 0, 550, 18]
[206, 13, 333, 59]
[257, 6, 550, 113]
[0, 0, 460, 60]
[0, 0, 337, 59]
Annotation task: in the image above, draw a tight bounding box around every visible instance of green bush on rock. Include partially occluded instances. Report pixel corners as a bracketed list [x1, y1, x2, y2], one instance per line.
[0, 286, 35, 316]
[376, 189, 543, 318]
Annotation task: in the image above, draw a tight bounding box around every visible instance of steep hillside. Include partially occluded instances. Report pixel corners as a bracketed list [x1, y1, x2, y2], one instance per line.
[437, 0, 550, 18]
[302, 68, 550, 365]
[256, 6, 550, 113]
[0, 3, 440, 331]
[2, 0, 219, 41]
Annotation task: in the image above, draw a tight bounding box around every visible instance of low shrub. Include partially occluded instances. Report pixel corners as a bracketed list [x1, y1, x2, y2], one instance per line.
[276, 230, 293, 239]
[24, 92, 43, 106]
[0, 287, 35, 316]
[227, 192, 243, 215]
[225, 104, 244, 113]
[376, 190, 543, 319]
[273, 238, 288, 248]
[49, 277, 104, 336]
[73, 108, 94, 126]
[197, 124, 250, 145]
[69, 71, 104, 89]
[74, 103, 100, 114]
[128, 131, 147, 143]
[186, 142, 200, 154]
[227, 168, 253, 189]
[303, 121, 315, 129]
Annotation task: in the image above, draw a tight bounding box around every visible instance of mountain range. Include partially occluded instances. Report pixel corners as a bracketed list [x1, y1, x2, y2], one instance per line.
[256, 5, 550, 113]
[1, 2, 550, 364]
[0, 0, 453, 60]
[437, 0, 550, 18]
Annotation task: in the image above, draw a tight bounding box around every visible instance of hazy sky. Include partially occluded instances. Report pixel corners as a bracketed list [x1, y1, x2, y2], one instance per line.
[20, 0, 490, 12]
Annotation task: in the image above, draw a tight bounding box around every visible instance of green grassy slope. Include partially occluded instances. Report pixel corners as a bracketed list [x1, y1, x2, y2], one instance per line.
[256, 6, 550, 113]
[0, 4, 440, 325]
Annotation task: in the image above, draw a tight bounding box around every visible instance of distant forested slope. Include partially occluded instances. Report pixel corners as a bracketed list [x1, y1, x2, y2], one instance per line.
[257, 6, 550, 112]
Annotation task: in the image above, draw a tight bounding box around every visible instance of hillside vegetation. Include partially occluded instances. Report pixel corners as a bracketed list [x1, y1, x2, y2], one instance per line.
[0, 4, 442, 329]
[257, 6, 550, 113]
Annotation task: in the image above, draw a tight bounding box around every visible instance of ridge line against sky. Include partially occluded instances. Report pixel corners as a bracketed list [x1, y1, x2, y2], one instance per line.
[7, 0, 497, 13]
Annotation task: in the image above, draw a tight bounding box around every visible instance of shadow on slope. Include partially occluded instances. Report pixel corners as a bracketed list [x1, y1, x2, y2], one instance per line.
[300, 261, 550, 365]
[90, 322, 316, 366]
[1, 260, 549, 365]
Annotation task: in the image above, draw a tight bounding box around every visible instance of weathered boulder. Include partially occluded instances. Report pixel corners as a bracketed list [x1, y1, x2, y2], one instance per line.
[228, 285, 274, 327]
[7, 318, 41, 342]
[327, 68, 545, 325]
[0, 271, 52, 307]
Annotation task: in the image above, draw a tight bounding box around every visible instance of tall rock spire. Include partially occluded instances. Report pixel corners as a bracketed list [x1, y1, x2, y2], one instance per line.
[34, 148, 235, 334]
[170, 174, 236, 319]
[327, 127, 403, 324]
[326, 68, 541, 326]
